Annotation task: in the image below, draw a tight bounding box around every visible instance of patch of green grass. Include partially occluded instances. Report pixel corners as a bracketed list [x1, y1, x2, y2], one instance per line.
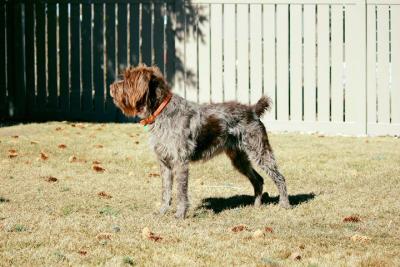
[13, 224, 27, 232]
[61, 205, 75, 216]
[0, 122, 399, 266]
[123, 256, 135, 266]
[99, 205, 119, 216]
[53, 251, 67, 262]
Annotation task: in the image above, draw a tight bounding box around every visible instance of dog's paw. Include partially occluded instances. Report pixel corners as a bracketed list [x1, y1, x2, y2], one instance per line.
[254, 197, 262, 207]
[158, 205, 170, 215]
[174, 212, 186, 219]
[279, 200, 292, 209]
[174, 207, 187, 219]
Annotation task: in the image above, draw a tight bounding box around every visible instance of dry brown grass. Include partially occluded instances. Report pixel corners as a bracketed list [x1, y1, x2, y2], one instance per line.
[0, 122, 399, 266]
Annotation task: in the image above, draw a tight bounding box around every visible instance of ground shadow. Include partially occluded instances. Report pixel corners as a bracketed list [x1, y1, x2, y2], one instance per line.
[197, 192, 316, 214]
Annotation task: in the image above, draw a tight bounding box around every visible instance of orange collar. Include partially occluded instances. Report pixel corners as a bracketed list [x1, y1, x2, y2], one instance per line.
[139, 92, 173, 126]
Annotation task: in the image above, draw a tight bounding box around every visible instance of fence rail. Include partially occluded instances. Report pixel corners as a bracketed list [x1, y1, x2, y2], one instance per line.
[1, 0, 399, 136]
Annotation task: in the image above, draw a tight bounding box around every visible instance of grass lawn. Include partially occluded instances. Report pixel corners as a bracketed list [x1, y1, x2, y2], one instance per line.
[0, 122, 399, 266]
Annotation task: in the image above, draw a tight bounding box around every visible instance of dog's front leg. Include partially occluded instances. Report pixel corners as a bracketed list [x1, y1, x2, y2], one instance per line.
[159, 161, 173, 215]
[173, 162, 189, 219]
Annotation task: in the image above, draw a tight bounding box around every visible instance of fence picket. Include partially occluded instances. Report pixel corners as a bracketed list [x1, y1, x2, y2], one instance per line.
[317, 5, 330, 122]
[36, 1, 46, 111]
[250, 4, 262, 105]
[289, 4, 302, 121]
[276, 4, 289, 121]
[210, 4, 223, 103]
[59, 3, 69, 112]
[0, 3, 5, 113]
[346, 2, 366, 134]
[130, 3, 140, 66]
[118, 3, 128, 73]
[154, 3, 165, 73]
[198, 4, 211, 103]
[105, 3, 116, 113]
[224, 4, 236, 101]
[173, 1, 185, 98]
[263, 4, 275, 120]
[185, 5, 198, 103]
[81, 3, 93, 112]
[47, 3, 57, 109]
[25, 1, 35, 112]
[93, 3, 104, 114]
[7, 2, 25, 118]
[142, 3, 152, 66]
[331, 5, 344, 122]
[303, 4, 316, 122]
[367, 5, 377, 124]
[237, 4, 249, 105]
[377, 6, 390, 124]
[166, 3, 175, 86]
[392, 6, 400, 124]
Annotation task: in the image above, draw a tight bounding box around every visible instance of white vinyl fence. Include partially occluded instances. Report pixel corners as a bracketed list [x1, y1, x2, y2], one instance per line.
[174, 0, 400, 136]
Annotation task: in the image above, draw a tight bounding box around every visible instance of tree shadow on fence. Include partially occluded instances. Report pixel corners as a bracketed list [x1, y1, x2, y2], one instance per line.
[196, 192, 316, 214]
[1, 1, 207, 122]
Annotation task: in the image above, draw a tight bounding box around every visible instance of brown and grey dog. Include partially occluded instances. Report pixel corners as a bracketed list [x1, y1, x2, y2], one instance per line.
[110, 64, 290, 219]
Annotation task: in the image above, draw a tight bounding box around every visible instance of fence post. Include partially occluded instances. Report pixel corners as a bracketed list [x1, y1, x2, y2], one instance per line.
[346, 0, 367, 135]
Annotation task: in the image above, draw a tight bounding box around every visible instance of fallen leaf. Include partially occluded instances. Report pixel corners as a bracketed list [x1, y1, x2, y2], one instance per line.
[351, 234, 371, 243]
[94, 144, 103, 148]
[290, 252, 302, 261]
[92, 164, 105, 173]
[11, 135, 18, 139]
[8, 149, 17, 153]
[69, 155, 78, 162]
[92, 160, 101, 164]
[8, 151, 18, 158]
[231, 224, 248, 233]
[148, 173, 160, 177]
[40, 152, 49, 160]
[96, 233, 112, 240]
[78, 250, 87, 256]
[44, 176, 58, 182]
[253, 229, 265, 238]
[97, 191, 112, 199]
[141, 227, 162, 242]
[30, 141, 39, 145]
[58, 144, 67, 149]
[343, 215, 360, 223]
[264, 227, 273, 233]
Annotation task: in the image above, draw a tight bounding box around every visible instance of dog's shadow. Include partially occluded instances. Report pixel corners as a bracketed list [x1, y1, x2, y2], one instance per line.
[196, 192, 315, 214]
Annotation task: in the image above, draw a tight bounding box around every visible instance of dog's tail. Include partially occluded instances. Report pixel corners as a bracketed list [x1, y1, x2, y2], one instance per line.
[253, 96, 272, 117]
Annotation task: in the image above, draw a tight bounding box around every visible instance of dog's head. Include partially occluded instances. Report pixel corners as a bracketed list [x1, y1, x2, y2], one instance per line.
[110, 64, 170, 118]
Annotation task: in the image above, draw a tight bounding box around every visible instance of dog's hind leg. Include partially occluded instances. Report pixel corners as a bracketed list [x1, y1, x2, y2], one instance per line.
[243, 128, 291, 209]
[158, 161, 173, 215]
[226, 149, 264, 207]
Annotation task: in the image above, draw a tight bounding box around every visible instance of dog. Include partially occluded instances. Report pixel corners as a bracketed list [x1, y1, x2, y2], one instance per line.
[110, 64, 290, 218]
